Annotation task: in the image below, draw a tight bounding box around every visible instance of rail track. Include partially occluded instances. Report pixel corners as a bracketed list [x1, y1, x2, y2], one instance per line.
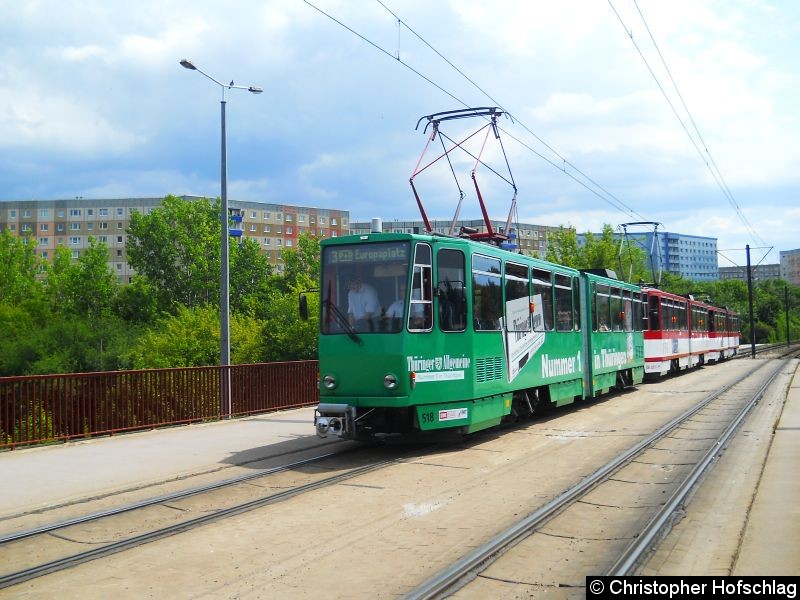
[735, 341, 800, 359]
[404, 355, 795, 599]
[0, 445, 417, 589]
[3, 354, 796, 596]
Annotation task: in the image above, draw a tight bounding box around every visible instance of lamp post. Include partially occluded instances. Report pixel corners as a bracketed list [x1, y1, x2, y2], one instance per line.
[179, 58, 262, 418]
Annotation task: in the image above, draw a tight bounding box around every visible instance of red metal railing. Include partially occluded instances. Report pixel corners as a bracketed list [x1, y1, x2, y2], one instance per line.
[0, 361, 319, 450]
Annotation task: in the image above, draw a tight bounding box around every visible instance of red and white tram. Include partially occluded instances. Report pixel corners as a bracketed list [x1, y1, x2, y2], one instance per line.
[642, 288, 740, 378]
[709, 306, 742, 361]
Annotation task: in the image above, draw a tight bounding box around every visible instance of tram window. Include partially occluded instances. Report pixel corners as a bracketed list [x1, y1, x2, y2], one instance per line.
[573, 277, 581, 331]
[472, 254, 502, 331]
[648, 295, 660, 331]
[633, 292, 643, 331]
[596, 284, 611, 332]
[410, 244, 433, 331]
[554, 274, 573, 331]
[532, 268, 553, 331]
[321, 240, 410, 335]
[610, 288, 623, 331]
[678, 302, 687, 331]
[437, 249, 466, 332]
[505, 262, 530, 332]
[623, 289, 633, 332]
[692, 307, 704, 332]
[662, 301, 672, 331]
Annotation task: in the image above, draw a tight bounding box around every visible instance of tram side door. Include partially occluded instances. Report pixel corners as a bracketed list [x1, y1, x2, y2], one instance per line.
[435, 248, 468, 335]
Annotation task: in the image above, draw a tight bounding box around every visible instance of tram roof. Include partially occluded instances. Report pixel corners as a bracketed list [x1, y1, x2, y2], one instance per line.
[323, 231, 590, 278]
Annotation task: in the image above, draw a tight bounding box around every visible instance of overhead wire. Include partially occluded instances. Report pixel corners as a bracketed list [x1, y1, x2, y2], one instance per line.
[302, 0, 648, 222]
[609, 0, 768, 249]
[375, 0, 648, 222]
[301, 0, 466, 109]
[631, 0, 763, 246]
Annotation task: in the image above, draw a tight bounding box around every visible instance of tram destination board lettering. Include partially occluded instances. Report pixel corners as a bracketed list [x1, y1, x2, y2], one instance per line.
[327, 244, 408, 264]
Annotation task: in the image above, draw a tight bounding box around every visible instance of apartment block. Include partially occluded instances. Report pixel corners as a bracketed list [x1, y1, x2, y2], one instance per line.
[719, 263, 781, 282]
[0, 196, 349, 281]
[349, 218, 559, 258]
[578, 230, 719, 282]
[780, 248, 800, 286]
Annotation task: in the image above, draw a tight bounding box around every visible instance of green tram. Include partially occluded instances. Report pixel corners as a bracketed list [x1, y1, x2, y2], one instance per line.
[312, 231, 645, 440]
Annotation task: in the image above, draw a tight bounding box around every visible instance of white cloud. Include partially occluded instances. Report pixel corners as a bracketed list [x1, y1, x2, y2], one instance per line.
[60, 44, 107, 62]
[0, 88, 144, 155]
[0, 0, 797, 255]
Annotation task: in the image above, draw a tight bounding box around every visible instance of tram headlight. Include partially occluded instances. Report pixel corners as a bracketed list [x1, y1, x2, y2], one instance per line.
[322, 374, 337, 389]
[383, 374, 398, 389]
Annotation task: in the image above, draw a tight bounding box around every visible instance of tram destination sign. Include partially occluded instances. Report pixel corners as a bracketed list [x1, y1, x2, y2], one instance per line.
[326, 243, 409, 264]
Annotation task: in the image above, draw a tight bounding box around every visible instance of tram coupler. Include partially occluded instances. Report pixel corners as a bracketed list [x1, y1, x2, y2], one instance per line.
[314, 403, 355, 438]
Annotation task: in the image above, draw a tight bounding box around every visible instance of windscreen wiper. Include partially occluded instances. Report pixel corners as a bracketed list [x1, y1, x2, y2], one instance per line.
[324, 296, 363, 345]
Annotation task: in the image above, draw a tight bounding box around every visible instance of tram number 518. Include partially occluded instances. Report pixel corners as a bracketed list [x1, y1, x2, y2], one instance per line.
[421, 411, 436, 425]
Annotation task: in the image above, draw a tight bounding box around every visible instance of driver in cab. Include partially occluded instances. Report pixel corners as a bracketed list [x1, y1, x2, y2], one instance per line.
[347, 277, 379, 331]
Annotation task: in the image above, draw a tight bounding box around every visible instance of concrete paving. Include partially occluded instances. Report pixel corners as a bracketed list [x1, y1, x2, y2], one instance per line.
[735, 361, 800, 574]
[1, 362, 798, 574]
[0, 407, 339, 518]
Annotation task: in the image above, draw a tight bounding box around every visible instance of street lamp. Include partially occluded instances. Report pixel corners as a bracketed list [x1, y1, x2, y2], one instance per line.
[179, 58, 262, 418]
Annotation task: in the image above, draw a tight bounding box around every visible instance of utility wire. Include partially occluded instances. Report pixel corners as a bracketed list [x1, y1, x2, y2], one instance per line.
[632, 0, 765, 247]
[301, 0, 466, 109]
[303, 0, 648, 221]
[376, 0, 648, 221]
[610, 0, 767, 248]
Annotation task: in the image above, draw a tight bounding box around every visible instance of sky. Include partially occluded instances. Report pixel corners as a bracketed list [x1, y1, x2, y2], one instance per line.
[1, 0, 797, 269]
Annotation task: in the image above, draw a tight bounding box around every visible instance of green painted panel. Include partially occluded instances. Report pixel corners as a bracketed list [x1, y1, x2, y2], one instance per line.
[592, 371, 617, 396]
[415, 394, 511, 431]
[549, 377, 584, 406]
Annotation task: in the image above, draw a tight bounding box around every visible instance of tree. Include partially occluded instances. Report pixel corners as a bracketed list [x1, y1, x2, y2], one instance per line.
[112, 276, 159, 324]
[126, 195, 221, 312]
[0, 230, 43, 304]
[255, 233, 321, 360]
[45, 246, 74, 309]
[280, 233, 320, 291]
[123, 305, 263, 368]
[63, 237, 119, 319]
[127, 195, 273, 316]
[229, 237, 273, 315]
[545, 223, 649, 282]
[545, 226, 581, 268]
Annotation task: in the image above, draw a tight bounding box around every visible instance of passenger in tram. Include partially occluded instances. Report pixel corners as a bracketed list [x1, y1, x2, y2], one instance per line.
[408, 303, 426, 329]
[347, 277, 379, 331]
[385, 281, 406, 331]
[385, 281, 406, 320]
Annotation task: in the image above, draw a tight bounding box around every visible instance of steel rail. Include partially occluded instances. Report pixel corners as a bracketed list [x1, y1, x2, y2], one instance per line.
[0, 449, 350, 545]
[734, 341, 800, 359]
[0, 456, 398, 590]
[402, 359, 771, 600]
[606, 358, 789, 575]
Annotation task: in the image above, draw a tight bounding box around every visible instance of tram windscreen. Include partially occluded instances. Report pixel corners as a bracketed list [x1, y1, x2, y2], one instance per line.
[321, 241, 411, 334]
